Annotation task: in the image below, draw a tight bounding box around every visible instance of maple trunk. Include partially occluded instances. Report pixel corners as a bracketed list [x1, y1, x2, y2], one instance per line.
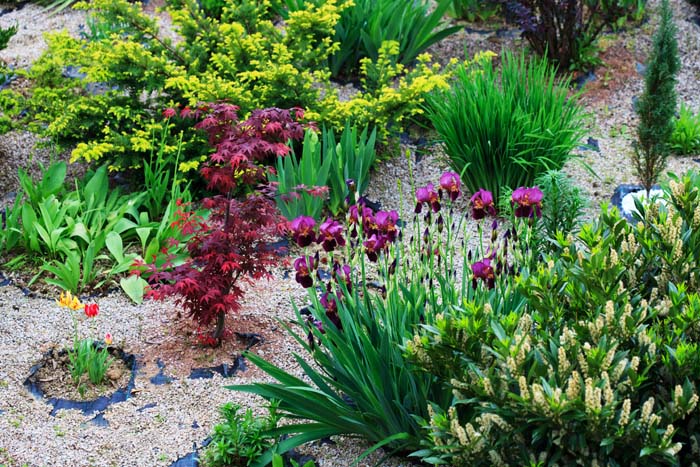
[213, 311, 225, 346]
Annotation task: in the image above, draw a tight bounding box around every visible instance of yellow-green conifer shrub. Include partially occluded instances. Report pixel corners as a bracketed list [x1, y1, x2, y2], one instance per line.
[17, 0, 480, 176]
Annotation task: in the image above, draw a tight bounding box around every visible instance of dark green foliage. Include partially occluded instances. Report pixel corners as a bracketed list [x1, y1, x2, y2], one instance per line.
[425, 51, 585, 202]
[633, 0, 680, 192]
[332, 0, 460, 79]
[202, 403, 280, 467]
[0, 24, 17, 51]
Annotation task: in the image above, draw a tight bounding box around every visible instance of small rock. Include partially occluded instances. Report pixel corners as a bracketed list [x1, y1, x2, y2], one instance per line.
[106, 367, 123, 381]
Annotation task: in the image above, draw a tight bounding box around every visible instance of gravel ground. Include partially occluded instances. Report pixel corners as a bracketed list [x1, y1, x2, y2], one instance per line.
[0, 0, 699, 466]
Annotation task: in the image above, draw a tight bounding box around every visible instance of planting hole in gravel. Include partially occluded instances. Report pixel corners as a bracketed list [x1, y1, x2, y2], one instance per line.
[24, 345, 138, 416]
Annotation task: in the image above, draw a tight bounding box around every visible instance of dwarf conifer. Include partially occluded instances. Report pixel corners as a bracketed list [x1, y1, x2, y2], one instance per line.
[633, 0, 680, 193]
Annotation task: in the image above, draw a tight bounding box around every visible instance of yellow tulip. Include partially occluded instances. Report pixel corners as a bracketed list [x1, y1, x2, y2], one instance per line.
[56, 291, 84, 310]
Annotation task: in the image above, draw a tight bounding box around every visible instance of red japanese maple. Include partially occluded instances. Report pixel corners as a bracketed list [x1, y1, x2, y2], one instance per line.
[145, 104, 308, 345]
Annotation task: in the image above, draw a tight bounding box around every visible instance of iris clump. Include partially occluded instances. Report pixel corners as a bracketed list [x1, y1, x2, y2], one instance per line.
[231, 172, 548, 463]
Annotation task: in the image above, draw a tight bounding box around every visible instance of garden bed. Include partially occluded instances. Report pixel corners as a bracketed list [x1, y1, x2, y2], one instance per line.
[1, 0, 700, 466]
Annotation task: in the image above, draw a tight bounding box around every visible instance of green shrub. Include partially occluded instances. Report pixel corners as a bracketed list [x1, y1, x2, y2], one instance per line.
[12, 0, 456, 175]
[449, 0, 501, 22]
[203, 403, 280, 467]
[510, 0, 646, 71]
[633, 0, 679, 193]
[409, 170, 700, 466]
[671, 103, 700, 156]
[425, 51, 585, 203]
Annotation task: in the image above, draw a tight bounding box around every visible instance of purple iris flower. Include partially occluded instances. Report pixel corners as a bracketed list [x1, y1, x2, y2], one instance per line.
[511, 186, 543, 218]
[415, 183, 440, 213]
[471, 257, 495, 289]
[439, 172, 461, 202]
[293, 256, 315, 288]
[469, 189, 497, 220]
[318, 218, 346, 252]
[290, 216, 316, 247]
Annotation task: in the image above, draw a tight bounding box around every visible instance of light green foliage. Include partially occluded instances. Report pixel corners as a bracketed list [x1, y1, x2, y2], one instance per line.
[671, 103, 700, 155]
[272, 454, 316, 467]
[14, 0, 456, 174]
[426, 50, 585, 202]
[270, 129, 332, 221]
[410, 170, 700, 465]
[271, 0, 459, 79]
[633, 0, 680, 192]
[68, 340, 113, 386]
[3, 160, 193, 295]
[202, 402, 280, 467]
[309, 41, 458, 142]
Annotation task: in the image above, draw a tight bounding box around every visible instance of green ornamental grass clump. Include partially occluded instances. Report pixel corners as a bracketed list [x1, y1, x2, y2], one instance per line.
[425, 50, 585, 203]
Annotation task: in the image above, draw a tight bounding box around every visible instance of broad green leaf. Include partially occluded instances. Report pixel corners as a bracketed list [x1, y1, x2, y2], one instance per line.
[120, 275, 148, 304]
